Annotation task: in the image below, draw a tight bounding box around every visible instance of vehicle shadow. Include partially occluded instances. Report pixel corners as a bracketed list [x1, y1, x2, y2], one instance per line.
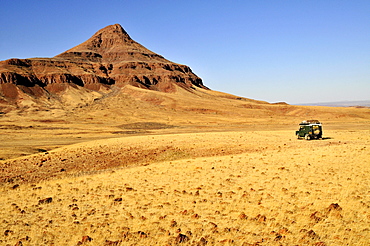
[297, 137, 332, 140]
[322, 137, 332, 140]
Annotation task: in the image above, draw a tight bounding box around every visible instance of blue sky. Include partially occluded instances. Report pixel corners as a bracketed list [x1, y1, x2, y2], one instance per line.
[1, 0, 369, 104]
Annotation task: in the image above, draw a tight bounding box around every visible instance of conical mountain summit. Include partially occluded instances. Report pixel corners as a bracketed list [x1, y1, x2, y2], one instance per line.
[0, 24, 205, 110]
[56, 24, 169, 63]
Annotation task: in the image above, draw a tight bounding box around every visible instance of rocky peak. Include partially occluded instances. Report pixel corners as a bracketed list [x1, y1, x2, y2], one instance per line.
[0, 24, 206, 111]
[56, 24, 168, 63]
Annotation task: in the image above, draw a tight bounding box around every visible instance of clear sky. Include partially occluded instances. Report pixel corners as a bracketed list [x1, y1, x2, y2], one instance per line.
[1, 0, 369, 104]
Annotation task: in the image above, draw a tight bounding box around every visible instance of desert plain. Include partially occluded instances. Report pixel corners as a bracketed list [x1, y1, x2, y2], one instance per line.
[0, 84, 369, 246]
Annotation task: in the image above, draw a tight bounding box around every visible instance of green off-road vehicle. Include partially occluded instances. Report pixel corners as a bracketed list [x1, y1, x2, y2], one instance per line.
[296, 120, 323, 140]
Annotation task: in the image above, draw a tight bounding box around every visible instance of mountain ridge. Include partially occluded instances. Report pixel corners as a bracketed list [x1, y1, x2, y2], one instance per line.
[296, 100, 370, 107]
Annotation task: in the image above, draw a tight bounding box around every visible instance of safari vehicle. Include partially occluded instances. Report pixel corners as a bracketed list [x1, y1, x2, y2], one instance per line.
[296, 120, 323, 140]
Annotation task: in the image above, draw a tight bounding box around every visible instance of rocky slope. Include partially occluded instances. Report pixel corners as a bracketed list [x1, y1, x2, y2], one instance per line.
[0, 24, 205, 111]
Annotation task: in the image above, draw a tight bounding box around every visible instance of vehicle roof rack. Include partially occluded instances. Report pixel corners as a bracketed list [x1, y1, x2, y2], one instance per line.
[299, 120, 321, 125]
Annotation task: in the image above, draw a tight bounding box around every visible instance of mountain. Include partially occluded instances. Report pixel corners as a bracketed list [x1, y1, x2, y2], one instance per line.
[296, 100, 370, 108]
[0, 24, 205, 112]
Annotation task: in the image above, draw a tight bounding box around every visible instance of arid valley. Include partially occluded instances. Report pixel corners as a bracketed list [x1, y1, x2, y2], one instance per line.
[1, 24, 370, 245]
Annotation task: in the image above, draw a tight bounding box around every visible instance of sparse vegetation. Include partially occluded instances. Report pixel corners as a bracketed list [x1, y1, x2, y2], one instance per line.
[1, 130, 369, 245]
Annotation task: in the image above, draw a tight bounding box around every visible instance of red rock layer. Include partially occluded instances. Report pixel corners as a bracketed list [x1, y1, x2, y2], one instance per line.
[0, 24, 205, 105]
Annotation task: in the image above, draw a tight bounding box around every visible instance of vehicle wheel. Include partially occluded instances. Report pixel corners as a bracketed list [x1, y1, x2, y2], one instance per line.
[305, 134, 311, 140]
[296, 134, 301, 139]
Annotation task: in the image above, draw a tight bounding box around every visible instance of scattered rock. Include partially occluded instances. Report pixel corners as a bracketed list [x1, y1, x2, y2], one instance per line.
[170, 220, 177, 227]
[191, 213, 200, 219]
[310, 211, 324, 223]
[306, 230, 320, 240]
[4, 229, 13, 236]
[38, 197, 53, 204]
[278, 227, 289, 234]
[239, 212, 248, 220]
[175, 233, 189, 243]
[254, 214, 266, 222]
[219, 238, 234, 243]
[198, 237, 208, 245]
[326, 203, 342, 213]
[77, 235, 93, 245]
[274, 234, 283, 241]
[137, 231, 147, 238]
[325, 203, 343, 218]
[104, 240, 121, 245]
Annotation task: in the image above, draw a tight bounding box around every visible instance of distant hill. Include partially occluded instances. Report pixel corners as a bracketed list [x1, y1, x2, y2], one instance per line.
[296, 100, 370, 107]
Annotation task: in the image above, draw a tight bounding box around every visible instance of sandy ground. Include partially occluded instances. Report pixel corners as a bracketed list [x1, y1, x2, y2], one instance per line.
[0, 129, 369, 245]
